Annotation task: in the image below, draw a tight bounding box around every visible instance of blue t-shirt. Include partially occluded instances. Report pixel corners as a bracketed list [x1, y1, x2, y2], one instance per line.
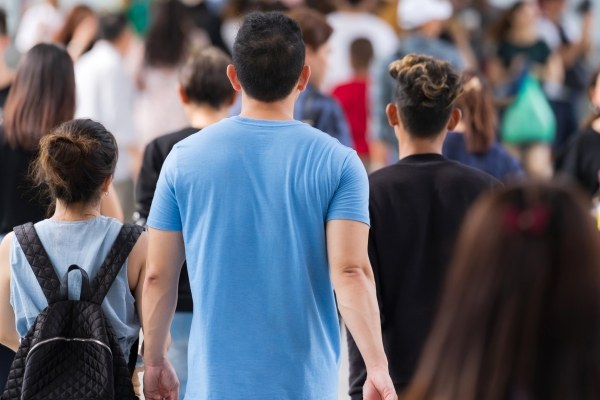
[148, 116, 369, 400]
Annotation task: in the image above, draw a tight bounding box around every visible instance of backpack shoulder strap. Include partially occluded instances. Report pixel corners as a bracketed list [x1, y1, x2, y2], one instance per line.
[13, 223, 62, 304]
[88, 224, 144, 304]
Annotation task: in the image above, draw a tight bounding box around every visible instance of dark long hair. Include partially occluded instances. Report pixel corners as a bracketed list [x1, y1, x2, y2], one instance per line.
[456, 71, 497, 154]
[144, 0, 188, 68]
[3, 43, 75, 151]
[53, 5, 97, 47]
[404, 181, 600, 400]
[489, 1, 527, 43]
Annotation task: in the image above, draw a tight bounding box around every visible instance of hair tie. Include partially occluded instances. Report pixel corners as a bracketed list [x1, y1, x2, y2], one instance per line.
[503, 205, 550, 236]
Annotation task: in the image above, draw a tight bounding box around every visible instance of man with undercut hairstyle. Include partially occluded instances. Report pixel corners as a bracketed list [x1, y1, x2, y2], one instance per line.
[347, 54, 499, 399]
[142, 11, 396, 400]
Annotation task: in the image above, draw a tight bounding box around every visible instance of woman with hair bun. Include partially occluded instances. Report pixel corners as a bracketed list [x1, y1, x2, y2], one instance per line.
[0, 43, 123, 242]
[404, 181, 600, 400]
[0, 118, 147, 380]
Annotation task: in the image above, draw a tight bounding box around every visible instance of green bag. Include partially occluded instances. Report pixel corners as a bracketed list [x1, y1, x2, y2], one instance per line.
[501, 74, 556, 144]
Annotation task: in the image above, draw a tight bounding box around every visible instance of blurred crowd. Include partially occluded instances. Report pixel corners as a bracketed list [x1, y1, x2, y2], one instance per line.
[0, 0, 600, 399]
[1, 0, 598, 214]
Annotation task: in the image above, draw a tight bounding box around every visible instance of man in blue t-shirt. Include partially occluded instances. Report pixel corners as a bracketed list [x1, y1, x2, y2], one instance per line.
[142, 11, 396, 400]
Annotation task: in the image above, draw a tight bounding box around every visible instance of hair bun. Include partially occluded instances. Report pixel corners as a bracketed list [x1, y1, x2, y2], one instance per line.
[47, 135, 84, 167]
[32, 119, 117, 205]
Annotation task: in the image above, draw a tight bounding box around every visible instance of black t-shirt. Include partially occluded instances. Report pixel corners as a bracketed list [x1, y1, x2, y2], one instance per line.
[347, 154, 499, 399]
[0, 128, 49, 235]
[135, 126, 198, 312]
[554, 126, 600, 195]
[0, 85, 10, 111]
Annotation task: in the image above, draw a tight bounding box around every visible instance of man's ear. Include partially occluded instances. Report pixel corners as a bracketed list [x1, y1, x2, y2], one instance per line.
[178, 85, 189, 105]
[226, 64, 243, 92]
[386, 103, 400, 127]
[297, 65, 311, 92]
[447, 108, 462, 131]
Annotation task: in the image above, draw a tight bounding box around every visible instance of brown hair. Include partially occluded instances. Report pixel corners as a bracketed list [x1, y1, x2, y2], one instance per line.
[456, 71, 497, 154]
[488, 1, 527, 43]
[179, 46, 234, 108]
[389, 54, 463, 138]
[287, 7, 333, 51]
[53, 5, 97, 47]
[3, 43, 75, 151]
[350, 37, 374, 72]
[32, 119, 118, 205]
[404, 181, 600, 400]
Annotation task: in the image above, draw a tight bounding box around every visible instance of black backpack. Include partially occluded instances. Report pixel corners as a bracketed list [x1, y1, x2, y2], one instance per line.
[1, 222, 143, 400]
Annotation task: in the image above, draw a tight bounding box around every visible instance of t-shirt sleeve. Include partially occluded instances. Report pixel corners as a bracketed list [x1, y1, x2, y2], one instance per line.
[146, 148, 182, 231]
[326, 151, 370, 225]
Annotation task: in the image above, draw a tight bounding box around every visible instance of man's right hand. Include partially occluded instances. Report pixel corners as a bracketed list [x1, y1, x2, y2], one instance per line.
[143, 360, 180, 400]
[363, 367, 398, 400]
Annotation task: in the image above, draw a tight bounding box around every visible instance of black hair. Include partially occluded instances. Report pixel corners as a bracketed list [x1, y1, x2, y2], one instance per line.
[232, 12, 305, 102]
[33, 119, 118, 205]
[98, 12, 128, 42]
[144, 0, 188, 68]
[0, 8, 7, 36]
[390, 54, 463, 138]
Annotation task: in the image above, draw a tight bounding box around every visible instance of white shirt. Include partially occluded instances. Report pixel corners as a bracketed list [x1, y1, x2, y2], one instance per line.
[75, 40, 135, 182]
[323, 11, 399, 92]
[15, 2, 63, 53]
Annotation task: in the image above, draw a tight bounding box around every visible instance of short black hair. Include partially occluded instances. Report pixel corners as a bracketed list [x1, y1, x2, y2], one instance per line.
[0, 8, 7, 36]
[98, 12, 128, 42]
[232, 12, 305, 102]
[390, 54, 463, 138]
[179, 47, 234, 108]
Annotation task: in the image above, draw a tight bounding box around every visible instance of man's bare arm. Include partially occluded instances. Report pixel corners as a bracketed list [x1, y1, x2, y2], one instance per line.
[142, 228, 185, 400]
[327, 219, 396, 400]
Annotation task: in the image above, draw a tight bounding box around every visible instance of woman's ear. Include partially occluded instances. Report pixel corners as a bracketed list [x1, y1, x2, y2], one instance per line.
[386, 103, 400, 127]
[100, 176, 113, 194]
[447, 108, 462, 131]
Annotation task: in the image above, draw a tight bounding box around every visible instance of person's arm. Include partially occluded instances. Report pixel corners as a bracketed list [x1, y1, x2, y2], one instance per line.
[327, 220, 396, 400]
[0, 234, 20, 352]
[126, 231, 148, 322]
[100, 183, 124, 222]
[558, 12, 593, 68]
[141, 228, 185, 400]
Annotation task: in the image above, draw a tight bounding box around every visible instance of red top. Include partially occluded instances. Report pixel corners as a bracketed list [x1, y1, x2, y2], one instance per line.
[332, 78, 370, 157]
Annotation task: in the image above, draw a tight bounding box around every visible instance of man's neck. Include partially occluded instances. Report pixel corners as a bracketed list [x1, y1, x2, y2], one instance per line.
[397, 131, 446, 160]
[239, 91, 297, 121]
[186, 104, 230, 129]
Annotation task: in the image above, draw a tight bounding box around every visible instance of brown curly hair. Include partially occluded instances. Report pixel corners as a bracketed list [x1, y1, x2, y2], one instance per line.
[389, 54, 463, 138]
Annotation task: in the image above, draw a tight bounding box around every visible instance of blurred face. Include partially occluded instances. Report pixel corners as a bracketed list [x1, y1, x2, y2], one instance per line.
[305, 41, 330, 89]
[513, 2, 539, 30]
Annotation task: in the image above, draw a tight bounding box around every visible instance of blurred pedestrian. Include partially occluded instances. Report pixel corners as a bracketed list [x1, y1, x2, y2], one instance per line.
[404, 181, 600, 400]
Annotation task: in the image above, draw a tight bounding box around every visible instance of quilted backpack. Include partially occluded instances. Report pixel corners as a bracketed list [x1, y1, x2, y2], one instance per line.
[1, 222, 143, 400]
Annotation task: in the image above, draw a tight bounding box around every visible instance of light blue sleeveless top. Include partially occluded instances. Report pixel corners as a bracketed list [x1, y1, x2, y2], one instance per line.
[9, 216, 140, 359]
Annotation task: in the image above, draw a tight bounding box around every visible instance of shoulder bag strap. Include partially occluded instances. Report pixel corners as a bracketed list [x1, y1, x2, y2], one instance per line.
[13, 223, 62, 304]
[88, 224, 144, 305]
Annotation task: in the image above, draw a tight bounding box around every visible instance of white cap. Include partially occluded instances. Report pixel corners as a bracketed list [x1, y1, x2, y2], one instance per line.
[398, 0, 454, 30]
